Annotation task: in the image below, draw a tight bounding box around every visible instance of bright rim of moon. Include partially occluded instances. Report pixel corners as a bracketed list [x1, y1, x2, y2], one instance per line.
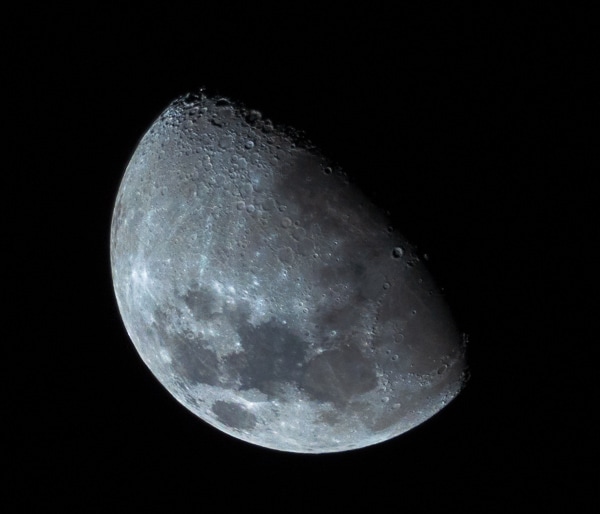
[110, 91, 467, 453]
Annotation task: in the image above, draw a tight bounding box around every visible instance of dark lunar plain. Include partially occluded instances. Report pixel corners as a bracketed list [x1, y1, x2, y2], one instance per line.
[8, 4, 595, 512]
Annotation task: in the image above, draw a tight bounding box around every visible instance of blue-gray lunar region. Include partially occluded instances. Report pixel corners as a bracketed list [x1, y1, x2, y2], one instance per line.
[110, 92, 467, 453]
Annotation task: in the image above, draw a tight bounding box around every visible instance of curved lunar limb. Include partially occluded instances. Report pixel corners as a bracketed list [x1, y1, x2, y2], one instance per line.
[110, 92, 467, 453]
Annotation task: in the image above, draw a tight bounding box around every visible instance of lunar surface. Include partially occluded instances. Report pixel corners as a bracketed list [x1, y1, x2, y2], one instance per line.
[110, 91, 467, 453]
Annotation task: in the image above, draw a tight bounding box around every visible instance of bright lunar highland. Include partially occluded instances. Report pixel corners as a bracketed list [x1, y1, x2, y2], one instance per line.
[110, 92, 467, 453]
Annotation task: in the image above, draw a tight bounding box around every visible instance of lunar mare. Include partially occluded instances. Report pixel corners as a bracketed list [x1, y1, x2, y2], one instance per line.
[110, 92, 467, 453]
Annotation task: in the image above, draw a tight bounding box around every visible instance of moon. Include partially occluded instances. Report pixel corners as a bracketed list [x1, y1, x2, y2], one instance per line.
[110, 91, 467, 453]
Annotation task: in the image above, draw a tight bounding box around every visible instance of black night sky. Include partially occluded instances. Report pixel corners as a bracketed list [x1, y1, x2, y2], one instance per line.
[10, 4, 594, 511]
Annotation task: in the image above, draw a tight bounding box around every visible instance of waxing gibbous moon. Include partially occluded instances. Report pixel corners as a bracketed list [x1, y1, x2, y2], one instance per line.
[110, 91, 467, 453]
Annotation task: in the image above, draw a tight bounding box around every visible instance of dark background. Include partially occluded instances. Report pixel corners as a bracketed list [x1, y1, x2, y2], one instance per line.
[10, 4, 594, 511]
